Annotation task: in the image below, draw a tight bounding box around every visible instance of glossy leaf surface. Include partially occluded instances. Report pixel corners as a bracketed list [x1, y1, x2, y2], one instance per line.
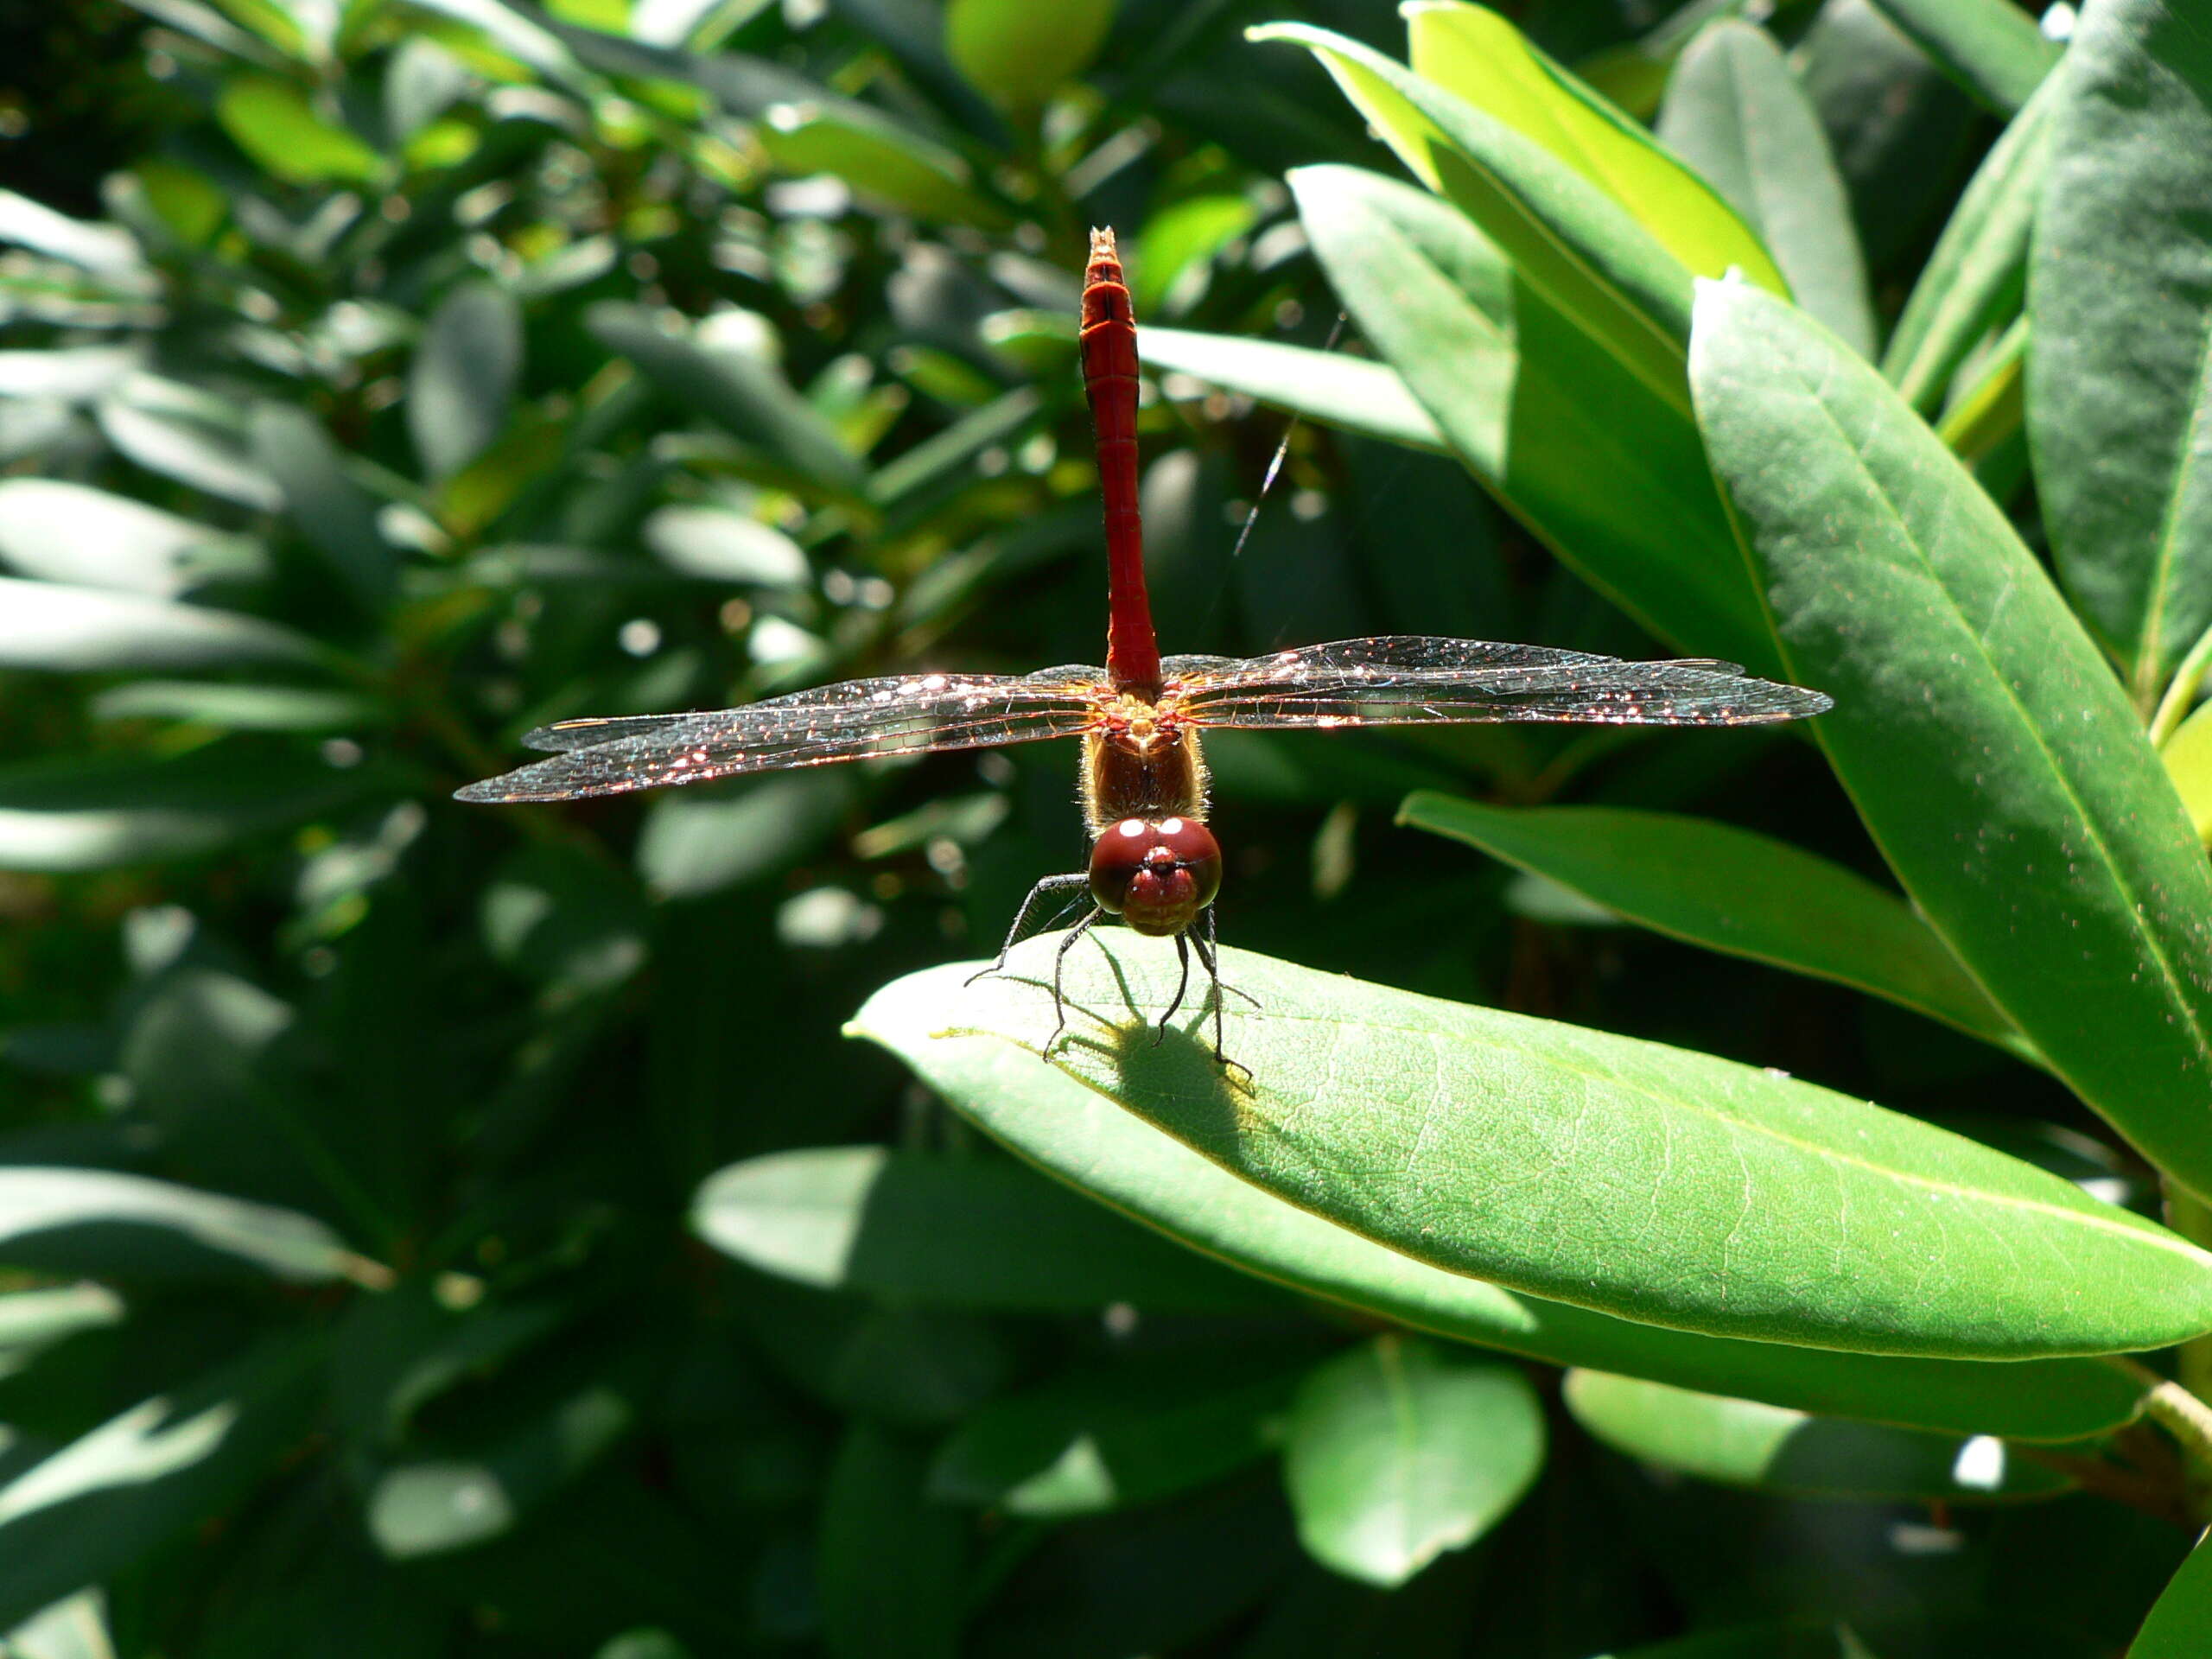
[855, 941, 2212, 1359]
[1283, 1335, 1543, 1587]
[1694, 277, 2212, 1204]
[1564, 1370, 2074, 1501]
[1400, 793, 2022, 1052]
[2031, 0, 2212, 698]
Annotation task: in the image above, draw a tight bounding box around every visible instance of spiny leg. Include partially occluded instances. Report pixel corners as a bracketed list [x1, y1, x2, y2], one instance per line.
[1155, 931, 1193, 1046]
[1045, 908, 1104, 1055]
[967, 872, 1091, 987]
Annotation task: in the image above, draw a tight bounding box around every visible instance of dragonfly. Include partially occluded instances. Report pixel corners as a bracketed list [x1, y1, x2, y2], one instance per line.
[457, 227, 1833, 1065]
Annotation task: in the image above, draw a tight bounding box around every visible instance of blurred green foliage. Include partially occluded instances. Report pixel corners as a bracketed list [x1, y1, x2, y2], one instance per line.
[3, 0, 2211, 1654]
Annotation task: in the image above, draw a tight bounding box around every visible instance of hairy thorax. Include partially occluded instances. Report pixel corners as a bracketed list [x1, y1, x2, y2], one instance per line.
[1080, 693, 1210, 838]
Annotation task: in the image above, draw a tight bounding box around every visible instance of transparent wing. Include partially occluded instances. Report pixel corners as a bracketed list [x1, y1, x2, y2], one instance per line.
[1171, 636, 1832, 728]
[455, 665, 1107, 803]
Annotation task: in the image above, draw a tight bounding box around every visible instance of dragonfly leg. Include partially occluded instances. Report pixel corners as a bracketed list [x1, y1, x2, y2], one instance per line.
[967, 872, 1091, 987]
[1046, 907, 1104, 1055]
[1156, 932, 1193, 1046]
[1191, 909, 1249, 1076]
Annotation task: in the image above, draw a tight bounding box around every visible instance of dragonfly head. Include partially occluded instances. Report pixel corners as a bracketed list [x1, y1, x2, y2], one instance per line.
[1090, 817, 1222, 938]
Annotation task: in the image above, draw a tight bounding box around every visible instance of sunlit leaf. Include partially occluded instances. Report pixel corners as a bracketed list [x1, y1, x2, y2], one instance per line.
[214, 75, 385, 184]
[0, 481, 264, 596]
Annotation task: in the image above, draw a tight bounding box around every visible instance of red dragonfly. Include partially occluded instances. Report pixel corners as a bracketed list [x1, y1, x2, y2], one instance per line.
[459, 228, 1831, 1063]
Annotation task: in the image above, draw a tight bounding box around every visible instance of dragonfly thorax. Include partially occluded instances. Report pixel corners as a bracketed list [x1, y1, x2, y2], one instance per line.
[1080, 704, 1208, 837]
[1090, 816, 1223, 937]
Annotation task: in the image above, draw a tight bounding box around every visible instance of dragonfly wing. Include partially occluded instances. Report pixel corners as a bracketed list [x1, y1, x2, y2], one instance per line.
[457, 667, 1107, 802]
[1174, 636, 1831, 728]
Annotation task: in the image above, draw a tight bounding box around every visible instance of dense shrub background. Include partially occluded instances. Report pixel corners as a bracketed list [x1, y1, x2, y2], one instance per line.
[1, 0, 2202, 1655]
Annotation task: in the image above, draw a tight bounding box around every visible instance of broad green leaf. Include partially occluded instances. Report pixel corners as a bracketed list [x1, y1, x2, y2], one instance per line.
[213, 75, 384, 184]
[1693, 277, 2212, 1207]
[1398, 794, 2024, 1054]
[2133, 1531, 2212, 1658]
[0, 481, 264, 596]
[0, 1334, 325, 1630]
[1283, 1336, 1543, 1588]
[1656, 20, 1876, 357]
[94, 384, 282, 511]
[817, 1427, 964, 1659]
[587, 302, 865, 496]
[2031, 0, 2212, 702]
[928, 1345, 1301, 1516]
[248, 406, 397, 612]
[0, 1166, 369, 1283]
[1866, 0, 2059, 114]
[1563, 1371, 2073, 1501]
[365, 1385, 632, 1558]
[0, 345, 141, 401]
[0, 579, 322, 673]
[1288, 164, 1776, 669]
[0, 192, 145, 280]
[0, 1284, 124, 1368]
[944, 0, 1113, 111]
[0, 746, 384, 872]
[855, 940, 2212, 1359]
[2163, 698, 2212, 842]
[1885, 72, 2055, 413]
[692, 1147, 1282, 1312]
[755, 103, 1011, 231]
[641, 505, 808, 585]
[1255, 23, 1697, 414]
[851, 969, 2145, 1441]
[1134, 196, 1261, 316]
[409, 283, 523, 483]
[1139, 328, 1445, 454]
[91, 681, 381, 733]
[1405, 2, 1785, 295]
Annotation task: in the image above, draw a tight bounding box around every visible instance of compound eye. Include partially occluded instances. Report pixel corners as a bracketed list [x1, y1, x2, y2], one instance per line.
[1088, 817, 1224, 938]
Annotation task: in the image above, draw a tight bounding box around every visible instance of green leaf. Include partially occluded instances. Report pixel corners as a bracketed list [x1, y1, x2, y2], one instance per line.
[0, 480, 264, 596]
[851, 971, 2145, 1441]
[95, 384, 283, 511]
[2164, 698, 2212, 843]
[1139, 328, 1443, 454]
[1282, 1335, 1543, 1588]
[586, 302, 865, 496]
[755, 104, 1011, 231]
[0, 191, 145, 281]
[855, 940, 2212, 1359]
[0, 1333, 326, 1630]
[866, 387, 1043, 508]
[365, 1384, 633, 1558]
[1288, 163, 1775, 668]
[1133, 195, 1261, 316]
[641, 505, 808, 585]
[1400, 794, 2024, 1053]
[0, 1285, 125, 1373]
[409, 283, 523, 483]
[1866, 0, 2059, 115]
[213, 74, 385, 184]
[2133, 1531, 2212, 1659]
[944, 0, 1113, 111]
[0, 746, 383, 872]
[2029, 0, 2212, 702]
[1656, 20, 1876, 358]
[0, 1166, 369, 1283]
[1692, 277, 2212, 1208]
[1884, 73, 2055, 413]
[0, 344, 141, 402]
[90, 680, 382, 734]
[248, 406, 398, 612]
[0, 579, 322, 673]
[1404, 3, 1786, 295]
[928, 1345, 1301, 1516]
[1933, 313, 2029, 501]
[692, 1147, 1282, 1312]
[817, 1427, 964, 1659]
[1255, 22, 1698, 412]
[1563, 1371, 2073, 1502]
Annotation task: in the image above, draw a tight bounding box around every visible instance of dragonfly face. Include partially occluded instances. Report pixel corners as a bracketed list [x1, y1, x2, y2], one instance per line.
[1090, 816, 1223, 938]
